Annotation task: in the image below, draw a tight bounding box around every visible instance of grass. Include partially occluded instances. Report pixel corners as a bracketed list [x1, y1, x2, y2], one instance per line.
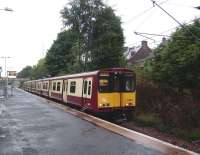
[134, 113, 200, 142]
[171, 128, 200, 142]
[135, 113, 161, 127]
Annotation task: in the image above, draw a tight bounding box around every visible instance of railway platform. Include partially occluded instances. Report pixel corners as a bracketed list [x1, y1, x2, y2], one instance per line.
[0, 88, 197, 155]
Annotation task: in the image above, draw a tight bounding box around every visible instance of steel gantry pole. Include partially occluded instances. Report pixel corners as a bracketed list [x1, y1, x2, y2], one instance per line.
[0, 8, 13, 99]
[0, 56, 11, 99]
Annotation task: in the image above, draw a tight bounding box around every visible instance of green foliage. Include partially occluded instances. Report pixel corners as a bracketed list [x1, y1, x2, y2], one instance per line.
[136, 113, 161, 127]
[31, 58, 48, 80]
[17, 66, 33, 78]
[150, 19, 200, 90]
[60, 0, 125, 72]
[90, 7, 126, 70]
[45, 30, 76, 76]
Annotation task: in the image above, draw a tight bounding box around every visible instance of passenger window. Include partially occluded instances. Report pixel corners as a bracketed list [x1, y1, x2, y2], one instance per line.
[84, 81, 88, 95]
[70, 81, 76, 93]
[57, 82, 61, 91]
[53, 82, 56, 91]
[88, 81, 91, 95]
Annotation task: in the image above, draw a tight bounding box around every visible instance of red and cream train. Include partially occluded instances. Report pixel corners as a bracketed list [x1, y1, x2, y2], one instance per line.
[23, 68, 136, 116]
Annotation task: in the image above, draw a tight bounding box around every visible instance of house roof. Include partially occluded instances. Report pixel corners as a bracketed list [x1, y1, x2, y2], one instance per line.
[126, 41, 153, 65]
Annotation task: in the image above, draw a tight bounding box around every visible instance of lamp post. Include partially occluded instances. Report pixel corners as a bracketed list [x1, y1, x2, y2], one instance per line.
[0, 56, 11, 99]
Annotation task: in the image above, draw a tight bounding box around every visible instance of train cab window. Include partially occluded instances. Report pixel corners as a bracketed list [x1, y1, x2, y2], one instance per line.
[57, 82, 61, 91]
[125, 79, 133, 91]
[70, 81, 76, 93]
[88, 81, 91, 95]
[99, 73, 111, 92]
[53, 82, 56, 91]
[83, 81, 88, 95]
[122, 74, 135, 92]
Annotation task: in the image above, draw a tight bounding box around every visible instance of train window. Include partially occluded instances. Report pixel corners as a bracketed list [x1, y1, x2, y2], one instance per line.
[53, 82, 56, 91]
[70, 81, 76, 93]
[88, 81, 91, 95]
[43, 83, 45, 89]
[57, 82, 61, 91]
[99, 75, 111, 92]
[122, 74, 135, 92]
[99, 72, 135, 92]
[84, 81, 88, 95]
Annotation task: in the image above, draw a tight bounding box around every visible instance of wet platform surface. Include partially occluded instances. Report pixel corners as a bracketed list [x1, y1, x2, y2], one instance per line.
[0, 89, 167, 155]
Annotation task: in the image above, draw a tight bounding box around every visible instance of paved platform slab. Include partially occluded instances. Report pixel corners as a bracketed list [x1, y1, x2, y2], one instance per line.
[0, 89, 165, 155]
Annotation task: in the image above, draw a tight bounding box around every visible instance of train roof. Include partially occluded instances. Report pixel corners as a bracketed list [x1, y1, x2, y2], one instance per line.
[24, 68, 134, 83]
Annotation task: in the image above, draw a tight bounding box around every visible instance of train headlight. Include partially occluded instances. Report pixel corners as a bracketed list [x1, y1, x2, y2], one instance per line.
[100, 103, 102, 107]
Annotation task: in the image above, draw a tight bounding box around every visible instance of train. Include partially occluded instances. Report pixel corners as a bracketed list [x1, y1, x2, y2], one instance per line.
[23, 68, 136, 119]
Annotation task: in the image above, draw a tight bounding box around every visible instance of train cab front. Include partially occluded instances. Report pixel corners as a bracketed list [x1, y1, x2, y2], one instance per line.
[97, 68, 136, 114]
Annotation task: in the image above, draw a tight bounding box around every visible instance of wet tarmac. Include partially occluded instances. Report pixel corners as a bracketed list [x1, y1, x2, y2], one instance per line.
[0, 89, 195, 155]
[0, 89, 164, 155]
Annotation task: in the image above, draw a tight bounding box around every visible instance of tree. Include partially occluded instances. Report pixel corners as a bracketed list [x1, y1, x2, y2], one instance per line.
[150, 19, 200, 90]
[45, 30, 76, 76]
[90, 7, 125, 70]
[31, 58, 48, 79]
[61, 0, 125, 71]
[17, 66, 33, 79]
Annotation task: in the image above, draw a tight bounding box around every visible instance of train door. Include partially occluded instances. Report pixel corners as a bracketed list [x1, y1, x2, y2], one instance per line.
[82, 78, 92, 108]
[63, 80, 68, 103]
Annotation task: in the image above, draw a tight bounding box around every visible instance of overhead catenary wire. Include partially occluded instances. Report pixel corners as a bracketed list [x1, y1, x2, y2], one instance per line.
[134, 32, 156, 42]
[135, 31, 171, 37]
[150, 0, 200, 42]
[124, 0, 170, 24]
[163, 2, 200, 9]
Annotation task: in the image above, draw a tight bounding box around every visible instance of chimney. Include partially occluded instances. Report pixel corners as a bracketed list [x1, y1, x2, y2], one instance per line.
[141, 40, 148, 48]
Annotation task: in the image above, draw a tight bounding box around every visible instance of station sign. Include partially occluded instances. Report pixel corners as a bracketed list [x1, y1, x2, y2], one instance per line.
[7, 71, 17, 78]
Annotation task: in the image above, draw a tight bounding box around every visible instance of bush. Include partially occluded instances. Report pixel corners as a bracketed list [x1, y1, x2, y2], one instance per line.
[135, 77, 200, 129]
[136, 113, 161, 127]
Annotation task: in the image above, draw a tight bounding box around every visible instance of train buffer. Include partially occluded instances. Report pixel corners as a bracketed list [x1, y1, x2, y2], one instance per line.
[0, 88, 198, 155]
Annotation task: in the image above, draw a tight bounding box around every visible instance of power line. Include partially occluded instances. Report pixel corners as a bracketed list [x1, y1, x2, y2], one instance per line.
[124, 0, 170, 24]
[134, 32, 156, 41]
[135, 31, 171, 37]
[150, 0, 200, 42]
[164, 2, 199, 9]
[124, 7, 154, 24]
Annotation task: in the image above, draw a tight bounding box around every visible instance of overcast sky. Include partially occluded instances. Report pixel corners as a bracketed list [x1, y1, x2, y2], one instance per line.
[0, 0, 199, 75]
